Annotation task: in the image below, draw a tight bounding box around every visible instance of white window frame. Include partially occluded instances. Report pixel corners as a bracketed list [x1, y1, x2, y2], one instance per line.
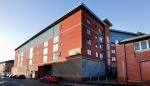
[112, 57, 116, 61]
[111, 50, 116, 54]
[96, 52, 98, 57]
[44, 41, 48, 47]
[87, 49, 92, 55]
[53, 44, 58, 52]
[44, 48, 48, 54]
[53, 36, 59, 43]
[43, 56, 47, 63]
[53, 53, 58, 61]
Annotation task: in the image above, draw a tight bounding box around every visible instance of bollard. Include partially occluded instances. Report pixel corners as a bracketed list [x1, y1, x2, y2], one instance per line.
[106, 77, 108, 83]
[98, 77, 99, 82]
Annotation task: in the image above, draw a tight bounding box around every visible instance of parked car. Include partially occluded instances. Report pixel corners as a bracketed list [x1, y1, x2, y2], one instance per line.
[17, 75, 26, 79]
[40, 75, 59, 83]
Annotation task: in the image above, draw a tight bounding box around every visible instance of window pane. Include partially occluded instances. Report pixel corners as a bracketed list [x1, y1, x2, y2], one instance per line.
[87, 29, 91, 35]
[53, 53, 58, 61]
[96, 52, 98, 57]
[87, 39, 91, 45]
[43, 56, 47, 63]
[44, 41, 48, 47]
[134, 42, 140, 51]
[100, 54, 104, 60]
[141, 41, 147, 50]
[112, 57, 116, 61]
[53, 44, 58, 52]
[148, 40, 150, 49]
[44, 48, 48, 54]
[53, 36, 59, 43]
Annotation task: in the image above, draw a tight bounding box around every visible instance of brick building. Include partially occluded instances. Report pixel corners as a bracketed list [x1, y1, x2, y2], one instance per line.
[13, 3, 112, 81]
[0, 60, 14, 74]
[109, 29, 144, 77]
[116, 34, 150, 85]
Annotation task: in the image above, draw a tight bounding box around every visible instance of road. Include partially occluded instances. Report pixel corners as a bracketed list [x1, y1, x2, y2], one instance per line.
[0, 77, 139, 86]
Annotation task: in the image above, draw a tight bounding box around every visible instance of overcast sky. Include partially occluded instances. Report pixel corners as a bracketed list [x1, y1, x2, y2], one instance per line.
[0, 0, 150, 62]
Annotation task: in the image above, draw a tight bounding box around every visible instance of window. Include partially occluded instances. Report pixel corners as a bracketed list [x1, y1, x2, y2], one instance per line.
[99, 29, 104, 36]
[96, 52, 98, 57]
[106, 36, 109, 43]
[134, 42, 140, 51]
[100, 45, 104, 52]
[87, 19, 91, 24]
[30, 48, 33, 53]
[21, 57, 23, 61]
[29, 60, 32, 65]
[43, 56, 47, 63]
[17, 63, 19, 66]
[53, 44, 58, 52]
[96, 43, 98, 48]
[108, 51, 110, 58]
[36, 45, 38, 48]
[44, 41, 48, 47]
[95, 34, 98, 39]
[112, 50, 116, 53]
[87, 39, 91, 45]
[108, 59, 111, 66]
[141, 41, 147, 50]
[107, 44, 110, 50]
[111, 42, 115, 46]
[87, 49, 92, 55]
[53, 36, 59, 43]
[148, 40, 150, 48]
[30, 54, 33, 59]
[44, 48, 48, 54]
[18, 58, 19, 62]
[100, 54, 104, 60]
[87, 29, 91, 35]
[21, 52, 23, 56]
[20, 62, 22, 66]
[112, 57, 116, 61]
[53, 53, 58, 61]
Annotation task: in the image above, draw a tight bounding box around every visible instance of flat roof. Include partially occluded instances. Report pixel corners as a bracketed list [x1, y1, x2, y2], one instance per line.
[110, 29, 145, 36]
[119, 34, 150, 44]
[15, 2, 108, 50]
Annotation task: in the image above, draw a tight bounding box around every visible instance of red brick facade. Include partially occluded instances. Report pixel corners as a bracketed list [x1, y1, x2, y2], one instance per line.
[13, 3, 112, 80]
[116, 38, 150, 85]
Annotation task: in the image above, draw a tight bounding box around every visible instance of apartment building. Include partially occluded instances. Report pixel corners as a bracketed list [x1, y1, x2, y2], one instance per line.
[116, 34, 150, 85]
[13, 3, 112, 81]
[0, 60, 14, 74]
[109, 29, 144, 77]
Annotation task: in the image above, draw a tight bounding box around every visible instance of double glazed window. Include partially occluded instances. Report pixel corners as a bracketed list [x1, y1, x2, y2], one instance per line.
[87, 39, 91, 45]
[87, 29, 91, 35]
[87, 49, 92, 55]
[134, 40, 150, 51]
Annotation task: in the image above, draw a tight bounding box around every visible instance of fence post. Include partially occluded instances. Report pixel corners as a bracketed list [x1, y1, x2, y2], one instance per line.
[106, 77, 107, 83]
[90, 76, 92, 81]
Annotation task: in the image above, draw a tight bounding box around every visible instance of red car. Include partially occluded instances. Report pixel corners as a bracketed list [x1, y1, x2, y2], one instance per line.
[40, 75, 59, 83]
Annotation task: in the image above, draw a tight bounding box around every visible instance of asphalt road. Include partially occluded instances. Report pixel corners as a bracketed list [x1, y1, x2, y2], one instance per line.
[0, 77, 139, 86]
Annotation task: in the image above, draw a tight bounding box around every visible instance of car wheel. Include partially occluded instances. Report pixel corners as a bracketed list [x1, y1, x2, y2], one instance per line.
[47, 81, 50, 83]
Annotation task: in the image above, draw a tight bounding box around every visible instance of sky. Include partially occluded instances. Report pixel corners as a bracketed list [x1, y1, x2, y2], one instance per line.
[0, 0, 150, 62]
